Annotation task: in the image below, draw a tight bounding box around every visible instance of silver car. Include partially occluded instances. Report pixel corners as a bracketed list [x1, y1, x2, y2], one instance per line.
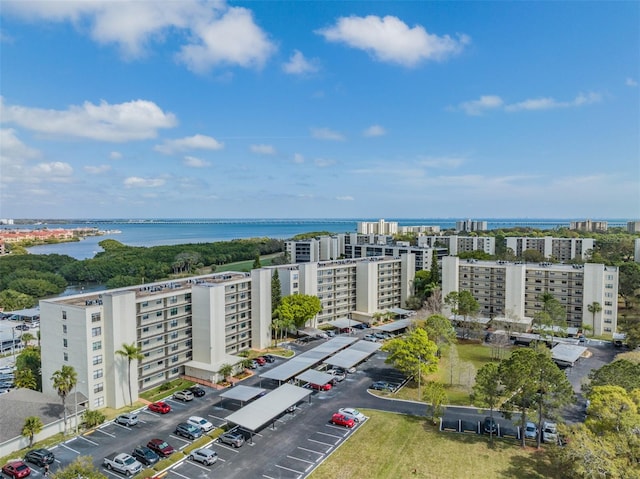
[115, 413, 139, 427]
[189, 448, 218, 466]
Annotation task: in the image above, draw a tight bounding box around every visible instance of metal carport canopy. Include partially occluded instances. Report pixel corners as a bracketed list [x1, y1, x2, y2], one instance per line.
[295, 370, 334, 385]
[259, 336, 358, 382]
[326, 318, 362, 329]
[224, 384, 311, 432]
[552, 344, 587, 366]
[219, 385, 266, 403]
[324, 340, 381, 369]
[373, 318, 414, 332]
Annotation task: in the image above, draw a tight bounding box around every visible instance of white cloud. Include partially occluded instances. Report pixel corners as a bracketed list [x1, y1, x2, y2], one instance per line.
[0, 128, 41, 163]
[155, 134, 224, 154]
[124, 176, 166, 188]
[315, 158, 336, 167]
[183, 156, 211, 168]
[626, 77, 638, 87]
[336, 195, 354, 201]
[0, 97, 176, 142]
[84, 164, 111, 174]
[505, 92, 602, 112]
[363, 125, 386, 137]
[458, 95, 504, 116]
[316, 15, 469, 67]
[283, 50, 319, 75]
[311, 127, 345, 141]
[109, 151, 122, 160]
[250, 144, 276, 155]
[4, 1, 275, 72]
[30, 161, 74, 178]
[293, 153, 305, 164]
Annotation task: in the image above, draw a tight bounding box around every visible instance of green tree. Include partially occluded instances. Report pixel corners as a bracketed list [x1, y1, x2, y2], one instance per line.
[521, 249, 546, 262]
[472, 362, 502, 446]
[0, 289, 37, 310]
[82, 409, 106, 428]
[51, 456, 108, 479]
[271, 269, 282, 311]
[586, 302, 602, 336]
[422, 314, 456, 348]
[423, 381, 447, 424]
[22, 416, 43, 447]
[445, 290, 480, 339]
[51, 365, 78, 433]
[14, 368, 37, 390]
[21, 332, 35, 348]
[16, 346, 42, 390]
[618, 262, 640, 308]
[412, 270, 432, 300]
[430, 253, 440, 285]
[272, 294, 322, 329]
[219, 363, 234, 382]
[115, 342, 144, 406]
[583, 359, 640, 395]
[619, 316, 640, 350]
[252, 253, 262, 269]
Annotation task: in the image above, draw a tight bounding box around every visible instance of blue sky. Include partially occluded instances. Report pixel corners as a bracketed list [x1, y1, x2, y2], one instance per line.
[1, 1, 638, 219]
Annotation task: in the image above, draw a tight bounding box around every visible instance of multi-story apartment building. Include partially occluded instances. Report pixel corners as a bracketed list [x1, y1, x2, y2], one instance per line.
[417, 235, 495, 256]
[455, 219, 488, 232]
[627, 221, 640, 234]
[570, 219, 608, 232]
[398, 225, 441, 234]
[441, 256, 618, 335]
[40, 270, 271, 409]
[505, 236, 595, 262]
[357, 219, 398, 235]
[269, 255, 414, 325]
[285, 236, 342, 263]
[342, 242, 446, 272]
[634, 238, 640, 263]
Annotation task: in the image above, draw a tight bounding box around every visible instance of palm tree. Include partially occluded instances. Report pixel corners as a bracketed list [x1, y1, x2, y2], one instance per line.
[51, 365, 77, 433]
[115, 342, 144, 406]
[22, 416, 43, 447]
[14, 368, 37, 390]
[21, 332, 35, 348]
[219, 363, 234, 383]
[587, 302, 602, 336]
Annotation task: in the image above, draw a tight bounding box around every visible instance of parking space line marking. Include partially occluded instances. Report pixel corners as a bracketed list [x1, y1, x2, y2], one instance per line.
[78, 435, 99, 446]
[60, 443, 80, 455]
[297, 446, 323, 455]
[212, 442, 240, 453]
[287, 455, 314, 465]
[113, 423, 132, 431]
[317, 430, 342, 438]
[168, 469, 191, 479]
[142, 410, 160, 417]
[188, 460, 211, 472]
[96, 428, 115, 437]
[169, 434, 191, 443]
[208, 414, 227, 420]
[275, 464, 303, 475]
[307, 438, 333, 447]
[103, 468, 124, 478]
[263, 475, 276, 479]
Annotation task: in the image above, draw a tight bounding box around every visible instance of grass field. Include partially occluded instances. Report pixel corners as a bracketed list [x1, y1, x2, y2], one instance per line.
[310, 410, 554, 479]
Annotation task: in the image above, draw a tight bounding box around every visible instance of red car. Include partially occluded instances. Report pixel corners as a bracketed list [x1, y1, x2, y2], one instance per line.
[148, 401, 171, 414]
[309, 382, 332, 391]
[331, 413, 355, 428]
[255, 356, 266, 366]
[147, 439, 175, 457]
[2, 460, 32, 478]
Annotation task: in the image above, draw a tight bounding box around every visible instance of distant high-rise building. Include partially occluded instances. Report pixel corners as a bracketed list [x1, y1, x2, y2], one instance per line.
[417, 235, 495, 256]
[505, 237, 594, 262]
[455, 219, 487, 232]
[634, 238, 640, 263]
[357, 219, 398, 235]
[569, 219, 608, 232]
[627, 221, 640, 233]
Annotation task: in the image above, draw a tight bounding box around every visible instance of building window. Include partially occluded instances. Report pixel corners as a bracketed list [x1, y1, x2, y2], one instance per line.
[170, 308, 178, 316]
[62, 311, 67, 320]
[91, 327, 101, 337]
[62, 338, 68, 348]
[92, 341, 102, 351]
[93, 369, 103, 379]
[91, 313, 101, 323]
[94, 397, 105, 408]
[92, 355, 103, 365]
[63, 352, 68, 361]
[93, 383, 104, 393]
[62, 324, 67, 334]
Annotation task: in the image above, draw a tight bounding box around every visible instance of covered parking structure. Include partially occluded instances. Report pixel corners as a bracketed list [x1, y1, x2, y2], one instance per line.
[259, 336, 358, 385]
[295, 370, 334, 388]
[372, 318, 414, 335]
[224, 384, 312, 441]
[218, 385, 266, 408]
[323, 340, 381, 370]
[326, 317, 363, 331]
[551, 343, 588, 367]
[387, 307, 415, 319]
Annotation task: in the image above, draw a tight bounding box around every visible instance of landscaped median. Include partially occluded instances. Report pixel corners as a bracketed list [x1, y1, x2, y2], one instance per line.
[132, 429, 223, 479]
[309, 409, 555, 479]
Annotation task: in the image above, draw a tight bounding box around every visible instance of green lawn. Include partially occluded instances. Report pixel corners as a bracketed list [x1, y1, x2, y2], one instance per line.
[310, 410, 555, 479]
[212, 253, 282, 273]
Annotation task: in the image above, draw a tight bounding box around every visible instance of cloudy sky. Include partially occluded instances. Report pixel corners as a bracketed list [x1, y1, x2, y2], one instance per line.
[1, 1, 638, 219]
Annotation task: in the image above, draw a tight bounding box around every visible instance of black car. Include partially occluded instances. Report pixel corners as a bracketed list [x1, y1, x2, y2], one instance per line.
[15, 324, 30, 331]
[352, 323, 370, 330]
[483, 416, 498, 434]
[263, 354, 276, 363]
[24, 448, 54, 467]
[189, 385, 206, 397]
[131, 446, 160, 466]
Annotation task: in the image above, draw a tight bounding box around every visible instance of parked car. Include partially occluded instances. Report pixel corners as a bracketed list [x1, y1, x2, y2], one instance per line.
[338, 408, 366, 423]
[189, 385, 206, 397]
[372, 332, 388, 340]
[175, 423, 203, 440]
[263, 354, 276, 363]
[248, 360, 259, 369]
[187, 416, 214, 432]
[131, 446, 160, 467]
[173, 389, 194, 402]
[15, 324, 29, 331]
[2, 461, 31, 479]
[24, 448, 54, 467]
[352, 323, 369, 330]
[218, 431, 245, 448]
[148, 402, 171, 414]
[308, 382, 332, 391]
[255, 356, 266, 366]
[326, 330, 336, 337]
[327, 369, 346, 382]
[115, 413, 138, 427]
[542, 422, 558, 444]
[524, 421, 538, 439]
[331, 413, 355, 428]
[363, 334, 380, 342]
[483, 416, 498, 434]
[189, 448, 218, 466]
[146, 439, 175, 457]
[369, 381, 395, 392]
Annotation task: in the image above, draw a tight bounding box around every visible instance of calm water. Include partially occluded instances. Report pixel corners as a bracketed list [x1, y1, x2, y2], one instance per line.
[6, 218, 626, 260]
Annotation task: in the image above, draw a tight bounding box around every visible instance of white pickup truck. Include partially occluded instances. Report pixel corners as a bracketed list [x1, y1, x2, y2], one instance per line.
[103, 453, 143, 476]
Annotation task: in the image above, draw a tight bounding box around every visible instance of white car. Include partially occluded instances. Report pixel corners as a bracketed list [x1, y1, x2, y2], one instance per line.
[187, 416, 214, 432]
[189, 448, 218, 466]
[542, 422, 558, 444]
[338, 408, 366, 423]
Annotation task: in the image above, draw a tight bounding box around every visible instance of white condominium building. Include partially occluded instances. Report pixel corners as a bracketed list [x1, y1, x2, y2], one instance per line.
[40, 271, 271, 409]
[342, 242, 446, 272]
[270, 254, 415, 325]
[417, 235, 495, 256]
[441, 256, 618, 335]
[398, 225, 441, 234]
[357, 219, 398, 235]
[505, 236, 595, 262]
[570, 220, 608, 232]
[456, 219, 488, 232]
[285, 236, 342, 263]
[634, 238, 640, 263]
[628, 221, 640, 234]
